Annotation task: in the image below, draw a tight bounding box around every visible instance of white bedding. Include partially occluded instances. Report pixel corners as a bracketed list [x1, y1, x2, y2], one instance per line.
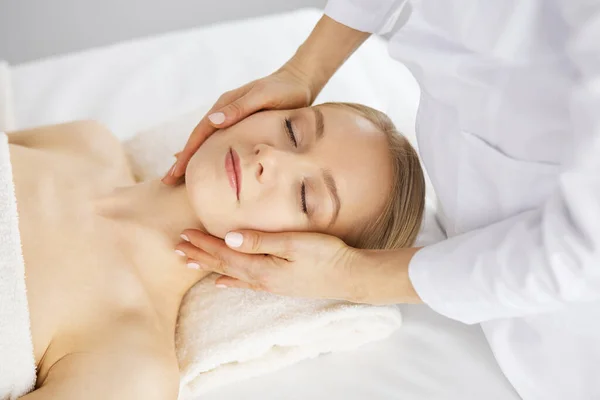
[1, 8, 520, 400]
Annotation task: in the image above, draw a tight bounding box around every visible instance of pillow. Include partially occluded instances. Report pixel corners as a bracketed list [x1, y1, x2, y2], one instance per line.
[124, 106, 209, 181]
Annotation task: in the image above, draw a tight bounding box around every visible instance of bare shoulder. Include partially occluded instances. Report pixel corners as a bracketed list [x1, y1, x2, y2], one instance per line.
[7, 120, 127, 165]
[23, 330, 180, 400]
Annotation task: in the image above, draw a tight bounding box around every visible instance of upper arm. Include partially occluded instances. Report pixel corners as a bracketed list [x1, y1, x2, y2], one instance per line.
[20, 351, 180, 400]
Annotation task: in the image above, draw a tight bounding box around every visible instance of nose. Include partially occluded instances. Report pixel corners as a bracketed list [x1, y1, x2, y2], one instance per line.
[253, 143, 292, 185]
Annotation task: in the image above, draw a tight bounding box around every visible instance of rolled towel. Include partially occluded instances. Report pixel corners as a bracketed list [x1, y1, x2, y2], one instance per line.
[123, 110, 403, 398]
[175, 275, 401, 398]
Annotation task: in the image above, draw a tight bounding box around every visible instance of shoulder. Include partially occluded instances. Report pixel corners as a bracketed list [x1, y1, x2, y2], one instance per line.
[8, 120, 127, 166]
[47, 120, 126, 165]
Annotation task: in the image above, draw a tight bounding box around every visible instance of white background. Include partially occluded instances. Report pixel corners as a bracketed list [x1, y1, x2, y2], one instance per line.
[0, 0, 327, 64]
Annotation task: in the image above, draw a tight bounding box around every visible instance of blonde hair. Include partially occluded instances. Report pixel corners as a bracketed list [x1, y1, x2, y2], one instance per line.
[319, 102, 426, 250]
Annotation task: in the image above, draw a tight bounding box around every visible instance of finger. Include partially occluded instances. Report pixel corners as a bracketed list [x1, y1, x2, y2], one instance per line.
[214, 275, 257, 290]
[175, 241, 231, 273]
[162, 82, 263, 184]
[175, 242, 215, 267]
[161, 161, 178, 185]
[224, 230, 298, 259]
[179, 230, 258, 282]
[161, 88, 249, 185]
[164, 152, 184, 185]
[208, 89, 268, 130]
[161, 119, 217, 185]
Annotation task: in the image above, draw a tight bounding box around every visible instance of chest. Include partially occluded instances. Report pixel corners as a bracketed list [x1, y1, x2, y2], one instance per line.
[9, 145, 151, 380]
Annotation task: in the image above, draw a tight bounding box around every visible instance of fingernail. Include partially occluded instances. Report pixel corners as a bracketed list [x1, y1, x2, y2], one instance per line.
[216, 284, 228, 289]
[175, 249, 186, 256]
[168, 162, 177, 177]
[208, 112, 226, 125]
[187, 262, 200, 270]
[225, 232, 243, 248]
[180, 234, 190, 242]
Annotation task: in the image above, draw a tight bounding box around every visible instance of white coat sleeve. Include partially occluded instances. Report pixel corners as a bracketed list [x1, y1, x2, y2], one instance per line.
[408, 1, 600, 325]
[324, 0, 407, 34]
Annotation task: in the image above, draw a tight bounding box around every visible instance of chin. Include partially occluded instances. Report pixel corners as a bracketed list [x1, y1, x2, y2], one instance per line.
[184, 187, 236, 240]
[199, 219, 233, 240]
[184, 145, 242, 239]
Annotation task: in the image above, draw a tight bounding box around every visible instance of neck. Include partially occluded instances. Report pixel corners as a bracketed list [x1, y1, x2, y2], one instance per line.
[94, 180, 206, 323]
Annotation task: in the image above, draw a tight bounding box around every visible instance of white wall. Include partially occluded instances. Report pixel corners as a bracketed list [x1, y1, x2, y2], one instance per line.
[0, 0, 326, 64]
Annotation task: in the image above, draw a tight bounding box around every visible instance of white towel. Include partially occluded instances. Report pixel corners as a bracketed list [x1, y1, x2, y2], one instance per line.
[123, 109, 403, 398]
[0, 133, 37, 400]
[176, 276, 402, 398]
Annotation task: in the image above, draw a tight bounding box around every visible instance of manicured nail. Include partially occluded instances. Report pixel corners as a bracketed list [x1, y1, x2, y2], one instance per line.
[175, 249, 186, 256]
[216, 284, 228, 289]
[225, 232, 243, 248]
[187, 262, 200, 270]
[180, 234, 190, 242]
[208, 112, 226, 125]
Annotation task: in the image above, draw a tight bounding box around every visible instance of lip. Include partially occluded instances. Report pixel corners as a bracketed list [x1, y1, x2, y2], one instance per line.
[225, 147, 242, 200]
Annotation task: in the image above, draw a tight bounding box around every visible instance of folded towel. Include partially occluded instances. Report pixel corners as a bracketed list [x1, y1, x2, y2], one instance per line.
[0, 133, 37, 400]
[123, 110, 403, 398]
[175, 275, 402, 398]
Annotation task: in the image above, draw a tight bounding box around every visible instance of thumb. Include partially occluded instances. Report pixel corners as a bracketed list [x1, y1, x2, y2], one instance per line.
[208, 92, 266, 129]
[224, 231, 296, 259]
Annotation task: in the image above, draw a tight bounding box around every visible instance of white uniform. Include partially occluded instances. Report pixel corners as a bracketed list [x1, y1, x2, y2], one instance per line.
[325, 1, 600, 399]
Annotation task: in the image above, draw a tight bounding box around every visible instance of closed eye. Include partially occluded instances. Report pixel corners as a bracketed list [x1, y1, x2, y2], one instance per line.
[300, 182, 308, 214]
[285, 118, 298, 147]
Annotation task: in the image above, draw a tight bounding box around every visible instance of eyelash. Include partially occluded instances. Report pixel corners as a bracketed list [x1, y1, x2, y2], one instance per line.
[301, 182, 308, 214]
[284, 117, 307, 215]
[285, 118, 298, 147]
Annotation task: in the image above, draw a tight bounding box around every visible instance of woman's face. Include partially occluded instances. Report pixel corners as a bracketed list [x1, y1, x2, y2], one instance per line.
[185, 105, 393, 243]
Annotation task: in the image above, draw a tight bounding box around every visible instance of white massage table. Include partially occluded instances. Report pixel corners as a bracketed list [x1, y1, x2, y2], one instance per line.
[0, 9, 521, 400]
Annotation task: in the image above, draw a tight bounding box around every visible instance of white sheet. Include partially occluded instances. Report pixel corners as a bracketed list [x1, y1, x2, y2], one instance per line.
[3, 8, 520, 400]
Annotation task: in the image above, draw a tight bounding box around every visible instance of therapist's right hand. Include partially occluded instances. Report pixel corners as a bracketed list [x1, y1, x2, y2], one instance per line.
[161, 63, 316, 185]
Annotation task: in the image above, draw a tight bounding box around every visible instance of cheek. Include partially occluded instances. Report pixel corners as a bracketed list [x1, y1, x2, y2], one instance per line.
[182, 117, 305, 235]
[184, 165, 302, 237]
[184, 152, 212, 211]
[236, 196, 304, 233]
[184, 143, 233, 237]
[184, 133, 220, 184]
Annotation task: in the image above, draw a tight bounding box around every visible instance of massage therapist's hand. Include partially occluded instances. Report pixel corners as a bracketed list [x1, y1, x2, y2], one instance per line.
[161, 63, 315, 185]
[162, 15, 370, 185]
[176, 229, 423, 305]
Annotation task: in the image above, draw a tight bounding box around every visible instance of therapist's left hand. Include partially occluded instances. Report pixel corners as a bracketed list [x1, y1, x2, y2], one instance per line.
[176, 229, 423, 305]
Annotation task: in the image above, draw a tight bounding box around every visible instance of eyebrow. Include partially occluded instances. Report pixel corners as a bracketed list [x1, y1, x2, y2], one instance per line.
[313, 107, 325, 141]
[322, 168, 341, 227]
